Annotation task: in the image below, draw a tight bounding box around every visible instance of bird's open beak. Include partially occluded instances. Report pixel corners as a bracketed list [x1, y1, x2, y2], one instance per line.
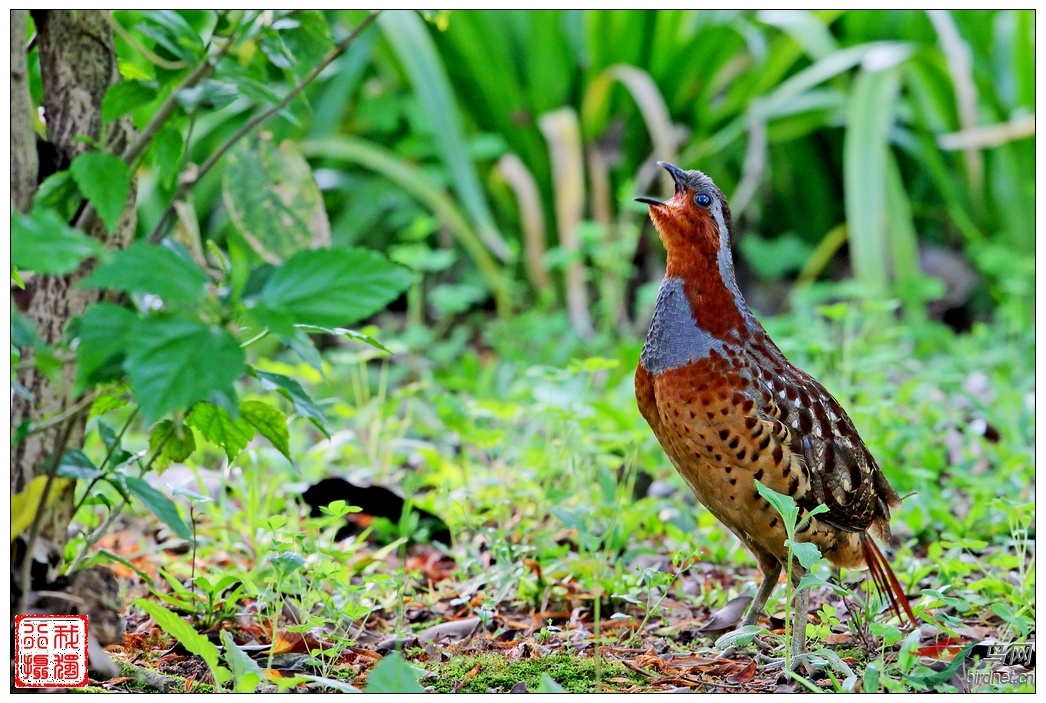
[634, 161, 688, 206]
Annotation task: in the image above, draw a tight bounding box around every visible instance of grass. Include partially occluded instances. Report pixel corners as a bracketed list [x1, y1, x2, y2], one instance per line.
[71, 286, 1034, 692]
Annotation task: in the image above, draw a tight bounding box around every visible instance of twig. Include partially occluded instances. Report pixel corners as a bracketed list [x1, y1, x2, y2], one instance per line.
[27, 391, 98, 436]
[69, 407, 139, 518]
[16, 417, 79, 615]
[148, 11, 383, 245]
[120, 19, 240, 167]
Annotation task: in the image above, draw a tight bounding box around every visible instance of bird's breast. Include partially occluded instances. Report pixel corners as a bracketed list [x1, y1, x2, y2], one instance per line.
[641, 276, 726, 375]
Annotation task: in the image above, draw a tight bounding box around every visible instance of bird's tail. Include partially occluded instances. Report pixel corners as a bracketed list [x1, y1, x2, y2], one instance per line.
[860, 532, 917, 626]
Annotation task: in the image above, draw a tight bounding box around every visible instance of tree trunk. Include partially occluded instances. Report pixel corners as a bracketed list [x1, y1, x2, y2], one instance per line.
[12, 10, 137, 583]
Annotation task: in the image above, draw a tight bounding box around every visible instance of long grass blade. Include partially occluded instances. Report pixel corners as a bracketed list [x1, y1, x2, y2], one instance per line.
[378, 11, 511, 261]
[497, 153, 554, 298]
[539, 108, 592, 338]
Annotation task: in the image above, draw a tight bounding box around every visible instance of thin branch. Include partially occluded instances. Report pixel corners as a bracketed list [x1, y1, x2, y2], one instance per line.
[26, 391, 98, 436]
[148, 10, 383, 245]
[120, 28, 238, 167]
[69, 407, 139, 518]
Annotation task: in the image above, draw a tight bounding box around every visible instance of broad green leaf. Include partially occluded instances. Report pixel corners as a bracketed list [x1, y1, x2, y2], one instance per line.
[98, 421, 134, 468]
[57, 449, 100, 480]
[81, 241, 209, 304]
[12, 476, 75, 538]
[251, 248, 413, 332]
[12, 209, 102, 274]
[223, 134, 330, 264]
[102, 80, 158, 122]
[125, 476, 193, 541]
[249, 367, 331, 438]
[239, 400, 291, 462]
[220, 630, 263, 693]
[69, 151, 131, 234]
[714, 624, 764, 650]
[75, 303, 136, 390]
[32, 171, 82, 221]
[785, 539, 824, 569]
[135, 600, 231, 685]
[89, 387, 131, 418]
[149, 419, 197, 472]
[364, 653, 425, 693]
[125, 317, 244, 423]
[186, 403, 254, 462]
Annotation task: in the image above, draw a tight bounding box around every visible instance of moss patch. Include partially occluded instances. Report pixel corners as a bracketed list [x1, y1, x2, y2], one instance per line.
[423, 651, 646, 693]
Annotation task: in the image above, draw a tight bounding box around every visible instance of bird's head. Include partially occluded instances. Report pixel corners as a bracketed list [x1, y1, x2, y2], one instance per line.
[635, 162, 734, 275]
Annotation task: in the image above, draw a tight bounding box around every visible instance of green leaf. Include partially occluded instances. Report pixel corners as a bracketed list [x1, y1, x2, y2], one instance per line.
[125, 317, 244, 423]
[136, 11, 206, 62]
[903, 643, 976, 689]
[135, 600, 231, 686]
[536, 675, 568, 693]
[295, 325, 392, 354]
[378, 11, 509, 261]
[239, 400, 291, 462]
[364, 653, 425, 693]
[222, 134, 330, 264]
[186, 403, 254, 462]
[786, 539, 824, 570]
[149, 419, 197, 472]
[251, 248, 413, 333]
[843, 47, 909, 295]
[75, 303, 137, 390]
[125, 476, 193, 541]
[754, 480, 799, 535]
[249, 368, 330, 438]
[33, 171, 82, 221]
[102, 80, 158, 122]
[153, 125, 184, 190]
[714, 624, 764, 650]
[12, 209, 102, 274]
[81, 241, 209, 304]
[220, 630, 263, 693]
[277, 10, 334, 76]
[57, 449, 100, 480]
[69, 151, 131, 234]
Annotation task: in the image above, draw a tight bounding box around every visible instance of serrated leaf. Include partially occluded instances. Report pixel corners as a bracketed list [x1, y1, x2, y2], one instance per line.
[125, 317, 244, 423]
[90, 387, 131, 418]
[251, 248, 413, 333]
[149, 419, 197, 472]
[186, 402, 254, 462]
[69, 151, 131, 234]
[221, 630, 263, 693]
[12, 209, 102, 274]
[249, 368, 330, 438]
[81, 241, 209, 304]
[102, 80, 158, 122]
[239, 400, 291, 462]
[75, 303, 137, 390]
[364, 653, 425, 693]
[222, 135, 330, 264]
[135, 600, 231, 685]
[125, 476, 193, 541]
[13, 476, 75, 538]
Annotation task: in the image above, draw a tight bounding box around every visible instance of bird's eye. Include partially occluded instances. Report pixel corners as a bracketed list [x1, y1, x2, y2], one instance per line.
[695, 193, 713, 209]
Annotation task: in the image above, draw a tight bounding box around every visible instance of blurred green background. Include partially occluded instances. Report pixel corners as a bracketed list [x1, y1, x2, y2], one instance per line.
[88, 9, 1033, 343]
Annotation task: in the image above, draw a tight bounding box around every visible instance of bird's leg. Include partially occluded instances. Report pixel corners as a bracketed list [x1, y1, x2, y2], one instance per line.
[740, 558, 782, 627]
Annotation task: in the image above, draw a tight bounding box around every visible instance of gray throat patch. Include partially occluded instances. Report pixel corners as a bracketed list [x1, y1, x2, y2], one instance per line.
[641, 276, 725, 374]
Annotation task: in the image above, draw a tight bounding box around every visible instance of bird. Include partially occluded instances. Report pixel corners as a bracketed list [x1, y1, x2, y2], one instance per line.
[634, 162, 915, 661]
